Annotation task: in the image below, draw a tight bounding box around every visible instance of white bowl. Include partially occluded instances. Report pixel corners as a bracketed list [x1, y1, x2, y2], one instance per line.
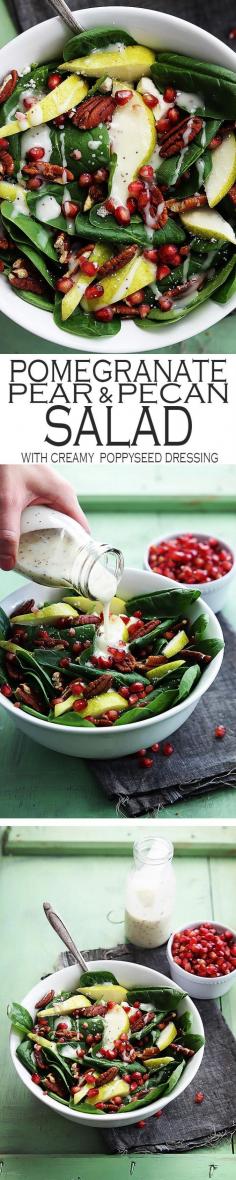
[0, 6, 236, 352]
[10, 957, 204, 1126]
[167, 923, 236, 1000]
[0, 566, 224, 759]
[144, 531, 236, 613]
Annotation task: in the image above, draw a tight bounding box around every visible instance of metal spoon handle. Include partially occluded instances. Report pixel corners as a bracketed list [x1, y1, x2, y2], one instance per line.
[43, 901, 88, 971]
[47, 0, 83, 33]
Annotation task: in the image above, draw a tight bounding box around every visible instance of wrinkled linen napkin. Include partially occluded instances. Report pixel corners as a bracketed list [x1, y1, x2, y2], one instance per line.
[57, 940, 236, 1154]
[92, 618, 236, 817]
[9, 0, 236, 45]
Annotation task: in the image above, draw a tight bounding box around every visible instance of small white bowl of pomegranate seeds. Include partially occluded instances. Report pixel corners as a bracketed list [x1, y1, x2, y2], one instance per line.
[167, 922, 236, 999]
[145, 532, 235, 613]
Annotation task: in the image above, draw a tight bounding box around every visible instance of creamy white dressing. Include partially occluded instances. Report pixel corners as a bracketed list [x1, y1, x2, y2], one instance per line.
[35, 194, 61, 222]
[176, 89, 204, 113]
[20, 122, 52, 162]
[171, 147, 188, 185]
[195, 156, 205, 187]
[125, 839, 175, 948]
[11, 188, 28, 217]
[16, 507, 122, 619]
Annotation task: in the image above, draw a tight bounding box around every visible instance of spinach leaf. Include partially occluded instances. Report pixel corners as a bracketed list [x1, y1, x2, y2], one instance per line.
[87, 206, 186, 247]
[0, 640, 53, 693]
[0, 607, 9, 640]
[54, 294, 121, 338]
[13, 289, 54, 311]
[79, 970, 118, 986]
[0, 229, 55, 288]
[139, 254, 236, 329]
[26, 182, 83, 234]
[190, 613, 209, 640]
[155, 119, 221, 187]
[188, 638, 224, 657]
[129, 618, 175, 653]
[176, 663, 201, 702]
[114, 688, 176, 726]
[63, 26, 136, 61]
[57, 125, 110, 177]
[1, 202, 58, 261]
[16, 1038, 36, 1074]
[2, 63, 59, 122]
[213, 259, 236, 303]
[51, 711, 95, 727]
[7, 1001, 33, 1033]
[151, 54, 236, 118]
[127, 588, 200, 616]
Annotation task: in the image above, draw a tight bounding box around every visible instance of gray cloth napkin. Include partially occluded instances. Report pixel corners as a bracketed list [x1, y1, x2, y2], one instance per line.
[58, 941, 236, 1154]
[8, 0, 236, 44]
[92, 618, 236, 817]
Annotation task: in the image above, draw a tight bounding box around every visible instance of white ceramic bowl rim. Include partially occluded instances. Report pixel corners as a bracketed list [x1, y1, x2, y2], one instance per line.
[167, 921, 236, 984]
[1, 6, 236, 352]
[145, 530, 236, 592]
[10, 957, 204, 1125]
[0, 567, 224, 737]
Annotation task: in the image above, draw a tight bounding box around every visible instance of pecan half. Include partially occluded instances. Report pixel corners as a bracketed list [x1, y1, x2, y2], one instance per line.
[94, 1067, 117, 1084]
[9, 271, 45, 294]
[35, 989, 55, 1010]
[167, 193, 207, 213]
[84, 673, 112, 698]
[23, 162, 74, 183]
[111, 651, 136, 672]
[54, 230, 71, 263]
[0, 151, 14, 176]
[164, 276, 204, 301]
[95, 244, 139, 281]
[159, 115, 203, 158]
[0, 69, 18, 105]
[72, 94, 116, 130]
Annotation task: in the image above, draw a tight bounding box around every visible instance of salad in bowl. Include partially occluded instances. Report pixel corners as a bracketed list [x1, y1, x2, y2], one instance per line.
[0, 14, 236, 344]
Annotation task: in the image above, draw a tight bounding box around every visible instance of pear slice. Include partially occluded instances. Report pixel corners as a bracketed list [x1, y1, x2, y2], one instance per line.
[87, 1077, 129, 1106]
[11, 603, 79, 624]
[145, 1055, 175, 1069]
[147, 659, 185, 680]
[181, 206, 236, 245]
[62, 594, 126, 615]
[82, 254, 156, 311]
[78, 984, 127, 1002]
[157, 1022, 177, 1051]
[82, 690, 128, 718]
[108, 83, 156, 209]
[102, 1003, 130, 1050]
[0, 76, 88, 139]
[54, 695, 77, 718]
[205, 133, 236, 207]
[61, 243, 112, 321]
[137, 76, 172, 123]
[60, 46, 155, 82]
[0, 181, 25, 201]
[39, 994, 91, 1016]
[163, 629, 188, 658]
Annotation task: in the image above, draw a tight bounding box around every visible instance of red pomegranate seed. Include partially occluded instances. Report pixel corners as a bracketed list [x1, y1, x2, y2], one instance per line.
[73, 700, 85, 713]
[163, 87, 176, 102]
[32, 1073, 41, 1084]
[162, 741, 174, 756]
[168, 107, 179, 123]
[138, 1120, 146, 1128]
[159, 297, 173, 311]
[139, 756, 153, 768]
[86, 283, 104, 299]
[127, 290, 144, 305]
[195, 1092, 205, 1104]
[47, 72, 61, 89]
[62, 200, 79, 218]
[128, 180, 143, 197]
[143, 92, 158, 108]
[95, 307, 114, 321]
[115, 205, 131, 225]
[143, 247, 159, 262]
[151, 742, 160, 753]
[116, 89, 133, 105]
[127, 197, 137, 214]
[27, 177, 42, 190]
[1, 684, 12, 697]
[156, 264, 171, 280]
[0, 137, 9, 149]
[26, 146, 45, 161]
[139, 165, 154, 180]
[80, 259, 98, 276]
[94, 168, 108, 183]
[78, 172, 92, 187]
[156, 116, 170, 133]
[23, 96, 35, 110]
[229, 27, 236, 38]
[215, 724, 226, 739]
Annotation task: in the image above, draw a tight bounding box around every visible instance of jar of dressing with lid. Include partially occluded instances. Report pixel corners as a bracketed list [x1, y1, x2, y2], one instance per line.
[16, 505, 124, 601]
[125, 837, 175, 948]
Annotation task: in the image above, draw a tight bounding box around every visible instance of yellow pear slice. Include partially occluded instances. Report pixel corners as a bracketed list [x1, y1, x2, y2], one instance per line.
[181, 206, 236, 244]
[205, 133, 236, 207]
[157, 1022, 177, 1051]
[82, 254, 156, 311]
[78, 984, 127, 1002]
[147, 659, 185, 680]
[62, 594, 126, 615]
[145, 1055, 175, 1069]
[0, 76, 88, 138]
[0, 181, 25, 201]
[108, 83, 156, 208]
[11, 603, 78, 623]
[102, 1003, 130, 1050]
[39, 994, 91, 1016]
[87, 1078, 129, 1105]
[82, 690, 128, 718]
[61, 243, 111, 321]
[137, 76, 173, 123]
[163, 629, 188, 657]
[60, 46, 155, 82]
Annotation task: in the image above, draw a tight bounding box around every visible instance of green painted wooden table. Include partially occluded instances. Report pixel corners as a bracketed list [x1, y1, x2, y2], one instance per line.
[0, 496, 235, 820]
[0, 823, 235, 1174]
[0, 5, 236, 355]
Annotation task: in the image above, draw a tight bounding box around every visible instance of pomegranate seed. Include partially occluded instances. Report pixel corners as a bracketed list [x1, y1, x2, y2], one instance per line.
[78, 172, 92, 187]
[156, 116, 170, 133]
[23, 96, 35, 110]
[127, 197, 137, 214]
[73, 700, 85, 713]
[127, 290, 144, 305]
[162, 741, 174, 756]
[168, 107, 179, 123]
[215, 724, 226, 739]
[95, 307, 114, 321]
[229, 27, 236, 38]
[80, 259, 98, 277]
[1, 683, 12, 697]
[143, 92, 158, 108]
[163, 87, 176, 102]
[105, 197, 116, 213]
[115, 205, 131, 225]
[159, 244, 179, 263]
[53, 115, 65, 127]
[59, 657, 70, 668]
[139, 304, 150, 318]
[47, 72, 62, 89]
[94, 168, 108, 183]
[139, 165, 154, 180]
[155, 1110, 163, 1118]
[138, 1120, 146, 1128]
[143, 247, 159, 262]
[128, 180, 143, 197]
[195, 1092, 204, 1104]
[86, 282, 104, 299]
[27, 177, 42, 190]
[32, 1073, 41, 1084]
[116, 89, 133, 105]
[0, 138, 9, 149]
[156, 264, 170, 280]
[139, 756, 153, 768]
[56, 277, 73, 294]
[158, 297, 173, 311]
[26, 146, 45, 161]
[151, 742, 160, 752]
[62, 200, 79, 218]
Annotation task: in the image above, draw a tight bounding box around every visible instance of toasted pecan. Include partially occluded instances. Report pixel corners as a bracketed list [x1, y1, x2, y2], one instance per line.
[0, 151, 14, 176]
[84, 673, 112, 698]
[9, 271, 45, 294]
[96, 244, 139, 280]
[167, 193, 207, 213]
[23, 162, 74, 183]
[159, 115, 203, 158]
[72, 94, 116, 130]
[0, 69, 18, 105]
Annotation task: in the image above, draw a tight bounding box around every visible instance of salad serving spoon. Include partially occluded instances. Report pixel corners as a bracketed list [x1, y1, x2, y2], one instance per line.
[43, 901, 88, 971]
[46, 0, 83, 34]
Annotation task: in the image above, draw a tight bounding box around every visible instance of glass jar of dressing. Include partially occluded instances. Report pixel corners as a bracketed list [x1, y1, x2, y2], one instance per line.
[16, 505, 124, 602]
[125, 837, 175, 948]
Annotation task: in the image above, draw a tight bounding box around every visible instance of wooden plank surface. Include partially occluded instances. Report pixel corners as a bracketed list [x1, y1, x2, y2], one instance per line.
[0, 504, 235, 821]
[0, 834, 235, 1157]
[0, 1155, 235, 1180]
[4, 822, 236, 856]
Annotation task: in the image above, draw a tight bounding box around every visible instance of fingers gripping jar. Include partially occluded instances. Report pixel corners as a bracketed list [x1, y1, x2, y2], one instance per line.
[125, 837, 175, 948]
[16, 505, 124, 601]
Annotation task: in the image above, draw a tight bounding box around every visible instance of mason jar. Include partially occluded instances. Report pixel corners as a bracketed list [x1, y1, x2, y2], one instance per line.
[125, 836, 176, 948]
